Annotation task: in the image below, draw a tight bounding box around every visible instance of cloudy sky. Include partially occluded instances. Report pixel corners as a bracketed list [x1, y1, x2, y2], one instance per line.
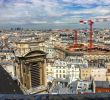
[0, 0, 110, 29]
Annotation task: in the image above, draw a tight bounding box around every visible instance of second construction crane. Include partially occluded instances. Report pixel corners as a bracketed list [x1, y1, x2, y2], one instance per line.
[80, 18, 109, 50]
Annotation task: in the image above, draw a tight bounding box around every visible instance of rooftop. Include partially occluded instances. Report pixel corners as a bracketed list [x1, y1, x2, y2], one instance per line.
[1, 93, 110, 100]
[95, 81, 110, 88]
[0, 65, 23, 94]
[55, 45, 110, 56]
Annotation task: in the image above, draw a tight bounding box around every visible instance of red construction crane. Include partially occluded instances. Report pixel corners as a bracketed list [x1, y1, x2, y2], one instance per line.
[79, 18, 110, 50]
[73, 30, 78, 48]
[73, 29, 88, 48]
[80, 19, 94, 49]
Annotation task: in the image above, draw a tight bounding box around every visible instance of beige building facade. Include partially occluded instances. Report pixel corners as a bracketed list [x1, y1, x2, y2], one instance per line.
[80, 68, 92, 80]
[91, 68, 107, 81]
[106, 63, 110, 81]
[80, 68, 107, 81]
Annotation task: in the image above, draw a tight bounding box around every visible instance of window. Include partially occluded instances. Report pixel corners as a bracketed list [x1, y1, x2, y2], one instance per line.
[23, 68, 25, 73]
[24, 83, 26, 87]
[63, 75, 65, 78]
[63, 70, 65, 73]
[56, 74, 58, 78]
[60, 74, 62, 78]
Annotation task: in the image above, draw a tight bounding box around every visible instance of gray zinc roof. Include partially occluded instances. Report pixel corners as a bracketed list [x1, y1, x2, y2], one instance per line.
[95, 81, 110, 88]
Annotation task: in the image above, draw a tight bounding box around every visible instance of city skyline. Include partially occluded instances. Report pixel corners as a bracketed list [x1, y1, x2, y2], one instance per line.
[0, 0, 110, 29]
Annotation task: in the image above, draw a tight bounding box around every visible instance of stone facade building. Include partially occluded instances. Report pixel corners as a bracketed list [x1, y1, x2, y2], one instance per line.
[16, 50, 47, 90]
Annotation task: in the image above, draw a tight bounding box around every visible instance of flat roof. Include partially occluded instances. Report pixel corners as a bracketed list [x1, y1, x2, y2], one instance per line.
[55, 46, 110, 55]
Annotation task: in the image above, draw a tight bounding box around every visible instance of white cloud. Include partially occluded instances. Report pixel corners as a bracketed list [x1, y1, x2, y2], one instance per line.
[54, 21, 67, 24]
[64, 6, 110, 16]
[53, 21, 78, 24]
[31, 20, 47, 24]
[0, 0, 110, 26]
[62, 0, 110, 5]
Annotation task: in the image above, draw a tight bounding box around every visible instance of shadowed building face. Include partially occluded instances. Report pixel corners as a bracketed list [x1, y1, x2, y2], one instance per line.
[0, 65, 23, 94]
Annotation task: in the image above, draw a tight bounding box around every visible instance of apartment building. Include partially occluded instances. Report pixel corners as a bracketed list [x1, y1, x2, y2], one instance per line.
[65, 56, 88, 68]
[95, 81, 110, 93]
[80, 68, 107, 81]
[68, 65, 80, 82]
[38, 35, 59, 59]
[52, 59, 80, 82]
[77, 80, 94, 94]
[106, 63, 110, 81]
[59, 32, 73, 45]
[46, 63, 54, 82]
[53, 60, 67, 79]
[91, 68, 107, 81]
[80, 68, 92, 80]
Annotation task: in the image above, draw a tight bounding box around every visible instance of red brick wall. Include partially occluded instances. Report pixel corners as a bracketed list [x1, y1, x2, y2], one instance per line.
[96, 88, 110, 93]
